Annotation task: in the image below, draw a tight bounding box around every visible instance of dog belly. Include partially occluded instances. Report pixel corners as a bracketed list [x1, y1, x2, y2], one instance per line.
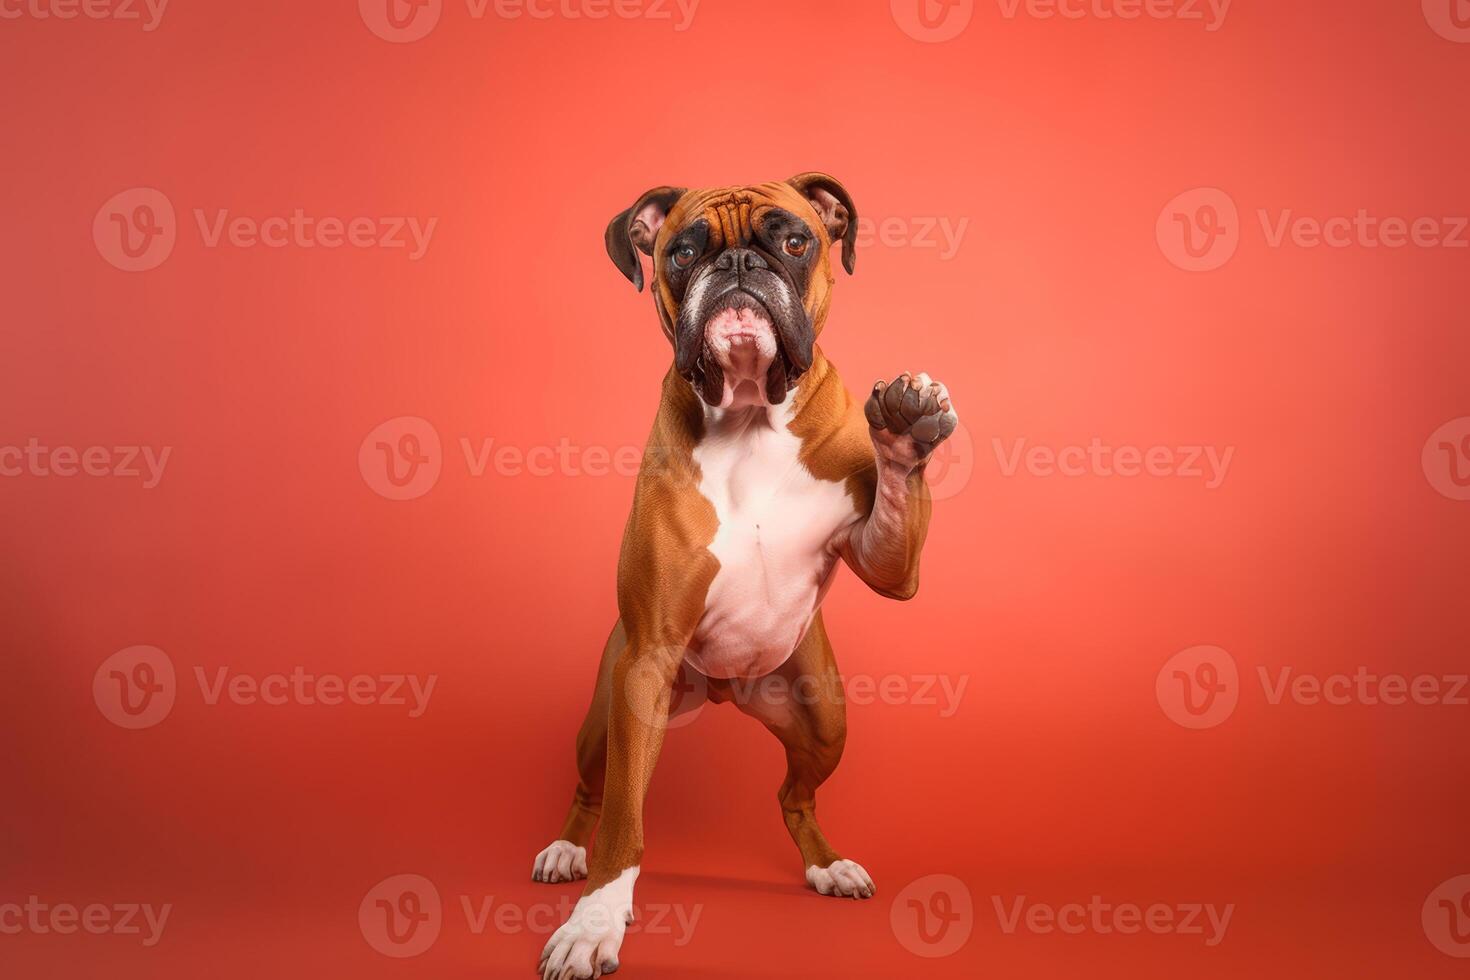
[687, 531, 841, 680]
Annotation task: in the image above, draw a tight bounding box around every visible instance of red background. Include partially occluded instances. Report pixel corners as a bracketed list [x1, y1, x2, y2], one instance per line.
[2, 1, 1468, 976]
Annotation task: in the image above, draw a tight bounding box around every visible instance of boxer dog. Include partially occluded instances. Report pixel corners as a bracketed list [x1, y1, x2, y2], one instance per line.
[534, 174, 958, 978]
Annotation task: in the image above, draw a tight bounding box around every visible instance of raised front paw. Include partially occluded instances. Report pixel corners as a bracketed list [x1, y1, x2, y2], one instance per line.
[865, 372, 959, 467]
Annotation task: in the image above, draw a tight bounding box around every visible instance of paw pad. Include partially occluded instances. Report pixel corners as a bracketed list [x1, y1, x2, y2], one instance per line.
[866, 372, 959, 459]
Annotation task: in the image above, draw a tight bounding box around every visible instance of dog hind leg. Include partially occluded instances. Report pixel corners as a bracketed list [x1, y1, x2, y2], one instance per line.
[734, 611, 874, 899]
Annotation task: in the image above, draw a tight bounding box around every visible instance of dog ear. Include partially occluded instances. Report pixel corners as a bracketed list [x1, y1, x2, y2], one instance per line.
[787, 173, 859, 275]
[605, 186, 687, 292]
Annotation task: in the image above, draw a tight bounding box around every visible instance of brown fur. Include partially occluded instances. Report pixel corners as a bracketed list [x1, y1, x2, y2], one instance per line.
[547, 175, 940, 913]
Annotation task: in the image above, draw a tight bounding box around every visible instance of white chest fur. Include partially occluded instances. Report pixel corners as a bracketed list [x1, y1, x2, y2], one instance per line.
[687, 401, 859, 680]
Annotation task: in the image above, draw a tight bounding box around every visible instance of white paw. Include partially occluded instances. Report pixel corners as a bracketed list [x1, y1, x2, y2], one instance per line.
[539, 867, 637, 979]
[806, 859, 875, 899]
[532, 840, 588, 884]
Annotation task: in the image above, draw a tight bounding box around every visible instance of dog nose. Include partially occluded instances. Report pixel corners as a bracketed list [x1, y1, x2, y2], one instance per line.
[714, 248, 768, 273]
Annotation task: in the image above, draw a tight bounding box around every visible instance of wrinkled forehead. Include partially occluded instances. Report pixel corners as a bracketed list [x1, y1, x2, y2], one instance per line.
[662, 182, 823, 246]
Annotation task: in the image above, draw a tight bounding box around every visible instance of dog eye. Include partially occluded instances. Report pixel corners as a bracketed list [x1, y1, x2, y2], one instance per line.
[673, 244, 698, 268]
[783, 235, 809, 258]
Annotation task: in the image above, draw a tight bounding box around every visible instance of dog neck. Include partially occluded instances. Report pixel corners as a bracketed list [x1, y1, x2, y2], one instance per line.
[695, 348, 831, 428]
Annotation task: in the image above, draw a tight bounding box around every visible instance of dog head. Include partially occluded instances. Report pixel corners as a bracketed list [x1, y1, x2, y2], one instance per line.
[605, 174, 858, 408]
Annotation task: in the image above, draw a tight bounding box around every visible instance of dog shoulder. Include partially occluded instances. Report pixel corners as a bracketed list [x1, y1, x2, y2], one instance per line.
[790, 355, 879, 513]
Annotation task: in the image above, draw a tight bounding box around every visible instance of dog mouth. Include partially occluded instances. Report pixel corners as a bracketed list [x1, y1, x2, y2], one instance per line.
[679, 284, 810, 408]
[694, 290, 794, 407]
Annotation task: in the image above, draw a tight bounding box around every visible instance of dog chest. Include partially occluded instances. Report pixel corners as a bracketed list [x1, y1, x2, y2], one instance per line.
[685, 406, 858, 679]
